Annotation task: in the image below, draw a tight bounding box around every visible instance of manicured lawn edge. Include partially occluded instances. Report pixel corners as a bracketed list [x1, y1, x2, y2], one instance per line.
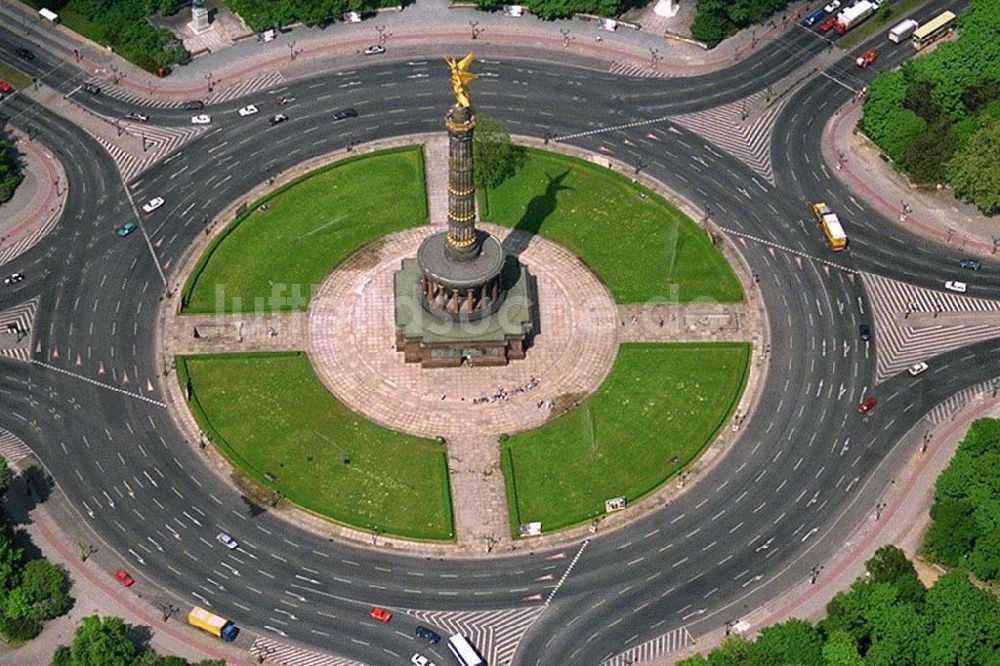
[176, 351, 455, 541]
[503, 342, 751, 535]
[180, 145, 425, 314]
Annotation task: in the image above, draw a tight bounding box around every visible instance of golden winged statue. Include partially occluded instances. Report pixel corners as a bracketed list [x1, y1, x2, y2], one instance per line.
[445, 51, 478, 108]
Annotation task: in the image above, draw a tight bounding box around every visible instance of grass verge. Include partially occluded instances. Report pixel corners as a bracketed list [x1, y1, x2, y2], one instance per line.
[481, 148, 743, 304]
[0, 62, 32, 90]
[836, 0, 925, 51]
[178, 352, 454, 540]
[502, 342, 750, 534]
[182, 146, 427, 314]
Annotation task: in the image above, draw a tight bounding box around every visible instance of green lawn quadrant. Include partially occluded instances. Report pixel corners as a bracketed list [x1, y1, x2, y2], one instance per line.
[503, 343, 750, 534]
[481, 149, 744, 304]
[183, 146, 427, 313]
[178, 352, 454, 540]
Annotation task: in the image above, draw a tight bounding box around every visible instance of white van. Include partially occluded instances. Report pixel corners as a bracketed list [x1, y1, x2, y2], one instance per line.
[447, 634, 484, 666]
[888, 18, 919, 43]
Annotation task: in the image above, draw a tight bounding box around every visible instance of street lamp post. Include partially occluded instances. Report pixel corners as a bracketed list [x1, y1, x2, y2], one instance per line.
[560, 29, 572, 48]
[205, 72, 214, 92]
[288, 41, 296, 61]
[648, 47, 662, 69]
[469, 21, 483, 40]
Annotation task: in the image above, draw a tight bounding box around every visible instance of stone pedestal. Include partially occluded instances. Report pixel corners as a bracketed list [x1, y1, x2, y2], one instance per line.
[189, 6, 210, 34]
[654, 0, 680, 17]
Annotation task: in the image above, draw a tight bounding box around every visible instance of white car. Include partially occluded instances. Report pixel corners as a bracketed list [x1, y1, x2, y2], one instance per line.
[141, 196, 164, 213]
[216, 532, 238, 549]
[411, 654, 436, 666]
[823, 0, 841, 13]
[364, 45, 386, 55]
[944, 280, 967, 293]
[191, 114, 212, 125]
[907, 362, 929, 376]
[238, 104, 259, 117]
[3, 273, 25, 286]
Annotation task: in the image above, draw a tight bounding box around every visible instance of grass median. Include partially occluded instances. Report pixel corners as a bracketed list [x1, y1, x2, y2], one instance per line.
[178, 352, 454, 540]
[182, 146, 427, 314]
[481, 149, 743, 304]
[502, 342, 750, 534]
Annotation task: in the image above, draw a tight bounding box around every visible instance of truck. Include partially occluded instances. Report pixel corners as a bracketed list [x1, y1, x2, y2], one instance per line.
[855, 49, 877, 68]
[812, 202, 847, 251]
[888, 18, 919, 43]
[834, 1, 876, 34]
[187, 606, 239, 642]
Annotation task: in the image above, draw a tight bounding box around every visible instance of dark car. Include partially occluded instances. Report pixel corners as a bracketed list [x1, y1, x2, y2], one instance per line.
[333, 108, 359, 121]
[182, 99, 205, 110]
[125, 112, 149, 122]
[859, 323, 871, 341]
[857, 396, 877, 414]
[959, 258, 982, 271]
[83, 83, 100, 94]
[415, 626, 441, 644]
[802, 8, 825, 27]
[15, 47, 34, 60]
[269, 113, 288, 125]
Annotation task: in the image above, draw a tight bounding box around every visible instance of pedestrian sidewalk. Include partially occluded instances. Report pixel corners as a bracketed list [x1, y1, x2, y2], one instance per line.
[0, 127, 67, 267]
[825, 99, 997, 257]
[4, 0, 804, 105]
[662, 391, 1000, 664]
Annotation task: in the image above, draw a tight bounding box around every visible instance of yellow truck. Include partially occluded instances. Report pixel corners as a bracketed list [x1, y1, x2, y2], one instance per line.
[187, 606, 239, 642]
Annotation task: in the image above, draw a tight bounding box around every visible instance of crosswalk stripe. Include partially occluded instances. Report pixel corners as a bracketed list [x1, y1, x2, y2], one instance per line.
[248, 636, 362, 666]
[608, 61, 669, 79]
[601, 625, 694, 665]
[0, 196, 63, 267]
[95, 124, 205, 184]
[927, 378, 1000, 425]
[84, 76, 186, 109]
[207, 70, 285, 105]
[671, 89, 789, 184]
[0, 297, 39, 364]
[861, 273, 1000, 383]
[405, 606, 542, 666]
[0, 428, 33, 465]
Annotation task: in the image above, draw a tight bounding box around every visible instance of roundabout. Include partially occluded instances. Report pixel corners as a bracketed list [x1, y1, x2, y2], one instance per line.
[1, 3, 999, 665]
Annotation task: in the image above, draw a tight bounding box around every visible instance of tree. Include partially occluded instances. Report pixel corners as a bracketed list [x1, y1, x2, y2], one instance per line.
[5, 558, 70, 622]
[0, 529, 24, 597]
[0, 140, 23, 204]
[66, 615, 138, 666]
[0, 456, 10, 497]
[821, 629, 864, 666]
[473, 113, 523, 192]
[924, 570, 1000, 665]
[750, 618, 824, 665]
[947, 117, 1000, 215]
[865, 545, 925, 606]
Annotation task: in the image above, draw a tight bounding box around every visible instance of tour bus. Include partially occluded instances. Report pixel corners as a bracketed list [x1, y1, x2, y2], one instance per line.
[447, 633, 485, 666]
[912, 10, 956, 50]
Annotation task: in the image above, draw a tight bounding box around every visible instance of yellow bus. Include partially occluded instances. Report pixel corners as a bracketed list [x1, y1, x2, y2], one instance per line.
[913, 11, 956, 50]
[812, 202, 847, 251]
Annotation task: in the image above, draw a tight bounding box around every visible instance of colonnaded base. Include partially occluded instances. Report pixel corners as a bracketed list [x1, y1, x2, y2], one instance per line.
[308, 223, 618, 439]
[394, 234, 537, 368]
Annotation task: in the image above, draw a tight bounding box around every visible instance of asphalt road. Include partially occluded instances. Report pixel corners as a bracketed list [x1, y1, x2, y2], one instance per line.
[1, 1, 998, 663]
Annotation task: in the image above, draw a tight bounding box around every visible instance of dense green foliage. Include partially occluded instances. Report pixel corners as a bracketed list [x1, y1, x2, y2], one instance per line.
[472, 113, 524, 191]
[182, 146, 426, 314]
[0, 138, 23, 204]
[861, 0, 1000, 213]
[472, 0, 628, 20]
[690, 0, 789, 47]
[680, 546, 1000, 666]
[923, 417, 1000, 581]
[223, 0, 405, 31]
[52, 615, 227, 666]
[503, 343, 749, 532]
[179, 353, 454, 540]
[25, 0, 188, 73]
[482, 148, 744, 303]
[0, 457, 71, 643]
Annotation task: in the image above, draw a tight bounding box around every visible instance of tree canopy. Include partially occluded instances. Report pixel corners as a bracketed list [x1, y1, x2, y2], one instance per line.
[0, 140, 23, 204]
[473, 113, 525, 192]
[691, 0, 790, 47]
[53, 615, 230, 666]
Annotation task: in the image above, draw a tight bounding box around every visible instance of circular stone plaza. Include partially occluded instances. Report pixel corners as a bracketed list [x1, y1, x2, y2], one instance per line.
[161, 53, 759, 549]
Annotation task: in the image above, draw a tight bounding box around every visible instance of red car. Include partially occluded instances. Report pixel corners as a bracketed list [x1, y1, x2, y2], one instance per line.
[369, 606, 392, 623]
[857, 396, 877, 414]
[0, 80, 12, 94]
[114, 569, 135, 587]
[819, 16, 838, 32]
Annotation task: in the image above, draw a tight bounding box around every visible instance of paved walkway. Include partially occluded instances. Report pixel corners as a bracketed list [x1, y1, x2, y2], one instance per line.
[826, 100, 998, 257]
[616, 302, 751, 342]
[0, 127, 67, 267]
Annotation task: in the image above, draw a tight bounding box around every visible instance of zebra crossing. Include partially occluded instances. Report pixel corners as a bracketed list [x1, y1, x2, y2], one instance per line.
[96, 124, 206, 183]
[926, 378, 1000, 425]
[207, 70, 285, 105]
[0, 428, 33, 466]
[671, 89, 789, 184]
[0, 199, 63, 268]
[861, 273, 1000, 383]
[602, 626, 694, 665]
[608, 61, 669, 79]
[248, 636, 363, 666]
[83, 77, 185, 109]
[0, 297, 38, 364]
[405, 606, 543, 666]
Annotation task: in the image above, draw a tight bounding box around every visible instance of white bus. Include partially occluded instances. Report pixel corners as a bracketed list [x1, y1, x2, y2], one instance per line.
[447, 634, 485, 666]
[888, 18, 918, 43]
